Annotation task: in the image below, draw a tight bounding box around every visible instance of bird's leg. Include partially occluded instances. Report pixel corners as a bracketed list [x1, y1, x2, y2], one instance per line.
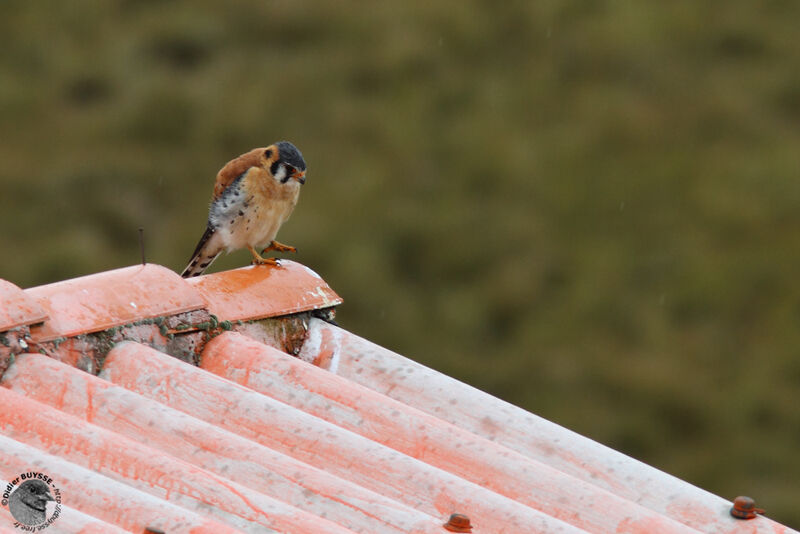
[261, 240, 297, 254]
[247, 245, 279, 266]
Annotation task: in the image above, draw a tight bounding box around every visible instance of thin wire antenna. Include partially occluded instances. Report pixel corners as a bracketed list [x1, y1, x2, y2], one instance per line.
[138, 227, 146, 265]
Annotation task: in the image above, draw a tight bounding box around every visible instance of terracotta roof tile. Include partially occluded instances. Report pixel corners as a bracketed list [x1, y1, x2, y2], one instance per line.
[0, 262, 795, 533]
[0, 383, 355, 534]
[3, 354, 443, 534]
[201, 332, 696, 533]
[100, 341, 579, 533]
[297, 319, 797, 534]
[0, 478, 137, 534]
[185, 260, 341, 322]
[25, 264, 205, 342]
[0, 432, 240, 533]
[0, 280, 47, 332]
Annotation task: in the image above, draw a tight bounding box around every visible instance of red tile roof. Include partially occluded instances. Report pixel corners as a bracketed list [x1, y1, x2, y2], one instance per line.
[186, 262, 342, 321]
[26, 264, 205, 342]
[0, 261, 795, 533]
[0, 280, 47, 332]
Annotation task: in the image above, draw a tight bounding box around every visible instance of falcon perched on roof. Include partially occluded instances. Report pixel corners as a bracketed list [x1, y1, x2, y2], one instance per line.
[182, 141, 306, 277]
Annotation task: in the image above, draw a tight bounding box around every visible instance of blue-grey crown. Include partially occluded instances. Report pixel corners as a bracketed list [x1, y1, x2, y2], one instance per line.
[276, 141, 306, 171]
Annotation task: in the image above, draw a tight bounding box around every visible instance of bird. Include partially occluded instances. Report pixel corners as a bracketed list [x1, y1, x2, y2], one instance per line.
[8, 479, 55, 526]
[181, 141, 307, 278]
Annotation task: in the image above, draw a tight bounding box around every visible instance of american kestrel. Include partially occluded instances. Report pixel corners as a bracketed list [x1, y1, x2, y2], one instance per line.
[181, 141, 307, 278]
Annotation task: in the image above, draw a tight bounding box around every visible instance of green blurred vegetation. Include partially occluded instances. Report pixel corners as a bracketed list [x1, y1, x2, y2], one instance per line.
[1, 0, 799, 526]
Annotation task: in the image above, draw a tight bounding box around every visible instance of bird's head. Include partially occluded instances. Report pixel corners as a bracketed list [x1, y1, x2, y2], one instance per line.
[13, 479, 54, 512]
[261, 141, 306, 185]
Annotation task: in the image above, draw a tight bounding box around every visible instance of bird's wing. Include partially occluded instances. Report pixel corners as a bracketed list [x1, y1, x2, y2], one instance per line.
[213, 147, 270, 200]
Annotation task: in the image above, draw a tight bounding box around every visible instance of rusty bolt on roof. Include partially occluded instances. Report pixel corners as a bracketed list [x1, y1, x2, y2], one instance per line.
[730, 496, 764, 520]
[443, 513, 473, 532]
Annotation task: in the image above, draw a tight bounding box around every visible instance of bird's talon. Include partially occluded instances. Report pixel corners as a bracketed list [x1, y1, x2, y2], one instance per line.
[251, 257, 280, 267]
[247, 246, 281, 266]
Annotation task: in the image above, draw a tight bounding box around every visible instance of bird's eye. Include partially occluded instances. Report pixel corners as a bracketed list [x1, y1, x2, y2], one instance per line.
[264, 149, 272, 159]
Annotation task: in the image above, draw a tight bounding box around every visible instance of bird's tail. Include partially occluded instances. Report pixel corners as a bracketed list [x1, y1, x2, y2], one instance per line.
[181, 225, 222, 278]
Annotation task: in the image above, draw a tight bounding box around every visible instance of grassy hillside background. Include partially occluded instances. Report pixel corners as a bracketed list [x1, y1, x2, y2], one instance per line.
[2, 0, 799, 526]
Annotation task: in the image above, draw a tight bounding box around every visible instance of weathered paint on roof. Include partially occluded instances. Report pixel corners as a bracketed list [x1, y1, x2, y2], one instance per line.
[3, 354, 445, 534]
[297, 318, 796, 534]
[0, 432, 241, 533]
[201, 332, 698, 533]
[26, 264, 206, 342]
[185, 261, 342, 321]
[0, 488, 128, 534]
[0, 262, 795, 533]
[0, 279, 47, 331]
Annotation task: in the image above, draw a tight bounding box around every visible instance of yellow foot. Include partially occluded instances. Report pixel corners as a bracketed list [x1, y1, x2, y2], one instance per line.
[247, 246, 280, 266]
[262, 240, 296, 254]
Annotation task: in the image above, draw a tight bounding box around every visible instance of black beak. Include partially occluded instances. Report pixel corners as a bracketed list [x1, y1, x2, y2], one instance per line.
[290, 168, 306, 185]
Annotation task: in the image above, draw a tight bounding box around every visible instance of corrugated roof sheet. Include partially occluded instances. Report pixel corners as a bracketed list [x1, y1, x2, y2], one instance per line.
[0, 261, 795, 533]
